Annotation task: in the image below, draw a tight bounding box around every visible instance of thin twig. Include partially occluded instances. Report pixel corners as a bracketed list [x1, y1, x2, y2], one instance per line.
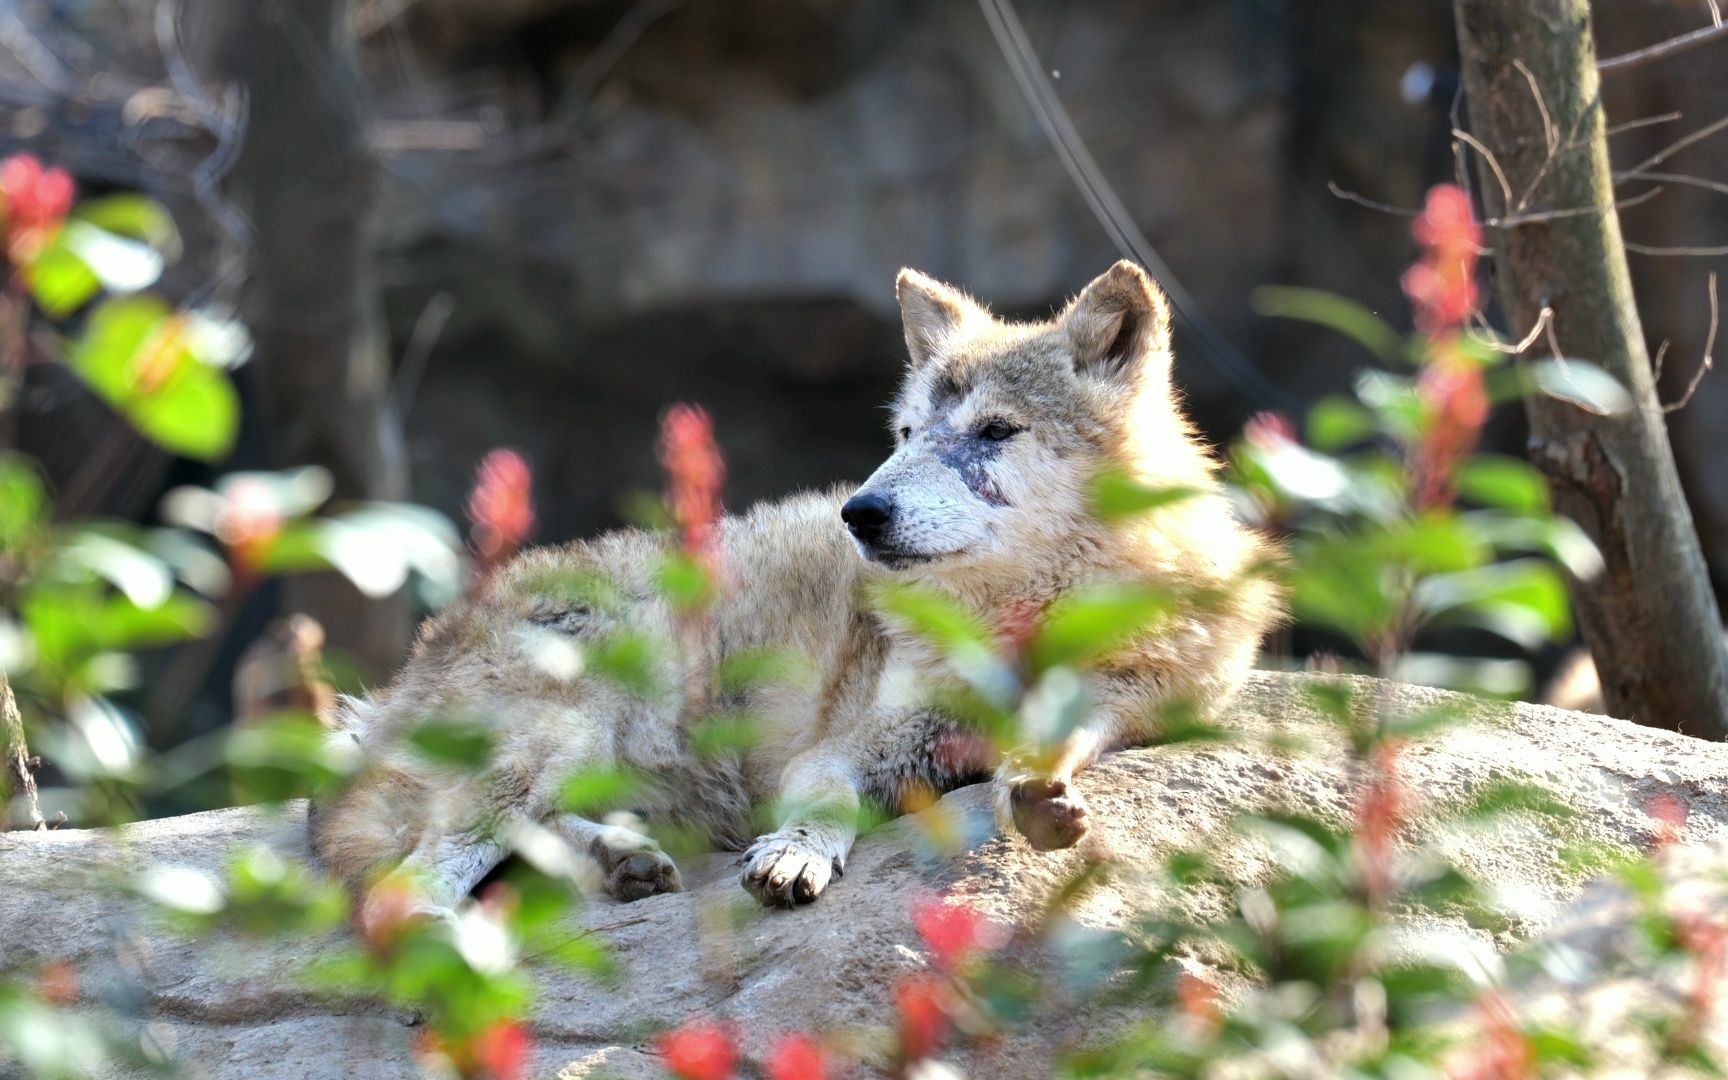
[1599, 21, 1728, 74]
[1621, 112, 1728, 179]
[1664, 272, 1718, 413]
[1616, 169, 1728, 198]
[1605, 111, 1683, 139]
[1711, 0, 1724, 29]
[1493, 185, 1664, 227]
[1327, 182, 1418, 217]
[1512, 60, 1558, 213]
[1472, 306, 1553, 355]
[1652, 339, 1671, 382]
[1454, 128, 1514, 208]
[1625, 241, 1728, 256]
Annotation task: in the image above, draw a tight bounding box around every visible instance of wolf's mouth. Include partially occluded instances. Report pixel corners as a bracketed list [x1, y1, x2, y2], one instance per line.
[858, 544, 957, 570]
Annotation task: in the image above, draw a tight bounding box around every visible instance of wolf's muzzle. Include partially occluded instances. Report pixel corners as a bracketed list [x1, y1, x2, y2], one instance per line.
[841, 492, 894, 546]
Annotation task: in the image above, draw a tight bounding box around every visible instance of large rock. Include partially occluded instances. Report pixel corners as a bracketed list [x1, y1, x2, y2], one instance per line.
[3, 672, 1727, 1078]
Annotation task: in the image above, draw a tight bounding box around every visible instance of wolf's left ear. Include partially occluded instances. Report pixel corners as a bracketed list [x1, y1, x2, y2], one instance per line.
[897, 268, 985, 369]
[1059, 261, 1173, 384]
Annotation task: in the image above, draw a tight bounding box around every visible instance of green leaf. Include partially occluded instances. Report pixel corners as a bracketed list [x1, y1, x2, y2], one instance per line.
[66, 296, 239, 461]
[871, 581, 996, 658]
[24, 232, 101, 317]
[689, 710, 760, 757]
[586, 630, 662, 697]
[73, 194, 181, 256]
[1089, 469, 1199, 522]
[0, 453, 49, 552]
[226, 710, 360, 802]
[406, 718, 495, 770]
[1454, 455, 1549, 513]
[1492, 359, 1634, 414]
[1253, 286, 1406, 363]
[560, 765, 642, 816]
[1026, 583, 1173, 673]
[654, 550, 712, 609]
[1305, 395, 1377, 451]
[1414, 559, 1572, 643]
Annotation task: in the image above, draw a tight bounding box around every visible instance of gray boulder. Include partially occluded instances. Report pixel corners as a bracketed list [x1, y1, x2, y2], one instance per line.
[3, 671, 1726, 1078]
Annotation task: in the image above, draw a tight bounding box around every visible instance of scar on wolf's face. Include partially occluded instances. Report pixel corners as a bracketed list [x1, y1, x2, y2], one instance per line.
[924, 416, 1011, 507]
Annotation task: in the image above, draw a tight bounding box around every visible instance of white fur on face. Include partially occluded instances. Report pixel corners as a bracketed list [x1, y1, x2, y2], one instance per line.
[849, 388, 1095, 569]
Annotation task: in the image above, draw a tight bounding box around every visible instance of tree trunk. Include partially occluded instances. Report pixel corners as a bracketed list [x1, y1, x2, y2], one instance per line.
[1453, 0, 1728, 738]
[2, 668, 44, 830]
[227, 0, 412, 680]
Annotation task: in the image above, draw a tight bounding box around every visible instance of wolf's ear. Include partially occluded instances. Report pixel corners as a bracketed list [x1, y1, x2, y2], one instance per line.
[1059, 261, 1172, 384]
[896, 268, 984, 369]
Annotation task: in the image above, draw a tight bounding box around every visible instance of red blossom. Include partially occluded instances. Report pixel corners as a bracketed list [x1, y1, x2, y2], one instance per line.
[1352, 743, 1407, 902]
[215, 477, 286, 578]
[1411, 344, 1490, 509]
[1647, 792, 1689, 851]
[467, 449, 535, 576]
[893, 973, 949, 1063]
[0, 154, 74, 268]
[356, 876, 430, 954]
[656, 1018, 736, 1080]
[659, 403, 725, 573]
[1674, 909, 1727, 1047]
[1242, 410, 1298, 451]
[468, 1019, 532, 1080]
[35, 960, 79, 1007]
[1449, 993, 1534, 1080]
[912, 896, 1003, 972]
[765, 1032, 828, 1080]
[1403, 184, 1482, 336]
[1174, 971, 1221, 1028]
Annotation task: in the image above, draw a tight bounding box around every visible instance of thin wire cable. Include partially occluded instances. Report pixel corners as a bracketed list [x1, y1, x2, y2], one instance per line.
[975, 0, 1297, 409]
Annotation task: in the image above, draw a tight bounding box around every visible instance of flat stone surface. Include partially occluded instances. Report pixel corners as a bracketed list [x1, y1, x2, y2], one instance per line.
[4, 672, 1727, 1077]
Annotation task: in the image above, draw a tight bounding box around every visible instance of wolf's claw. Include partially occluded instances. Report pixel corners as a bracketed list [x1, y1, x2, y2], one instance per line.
[740, 834, 841, 907]
[1009, 776, 1091, 851]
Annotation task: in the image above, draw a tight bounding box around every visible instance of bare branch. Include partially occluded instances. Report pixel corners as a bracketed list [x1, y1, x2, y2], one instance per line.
[1616, 169, 1728, 197]
[1598, 21, 1728, 74]
[1711, 0, 1725, 29]
[1326, 181, 1418, 217]
[1472, 305, 1553, 355]
[1625, 240, 1728, 256]
[1494, 185, 1664, 227]
[1621, 112, 1728, 178]
[1663, 272, 1718, 413]
[1604, 111, 1683, 139]
[1454, 128, 1515, 207]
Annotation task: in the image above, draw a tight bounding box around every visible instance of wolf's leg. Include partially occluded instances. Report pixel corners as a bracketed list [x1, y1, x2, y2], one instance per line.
[364, 828, 511, 925]
[740, 752, 860, 907]
[547, 813, 682, 902]
[995, 725, 1105, 851]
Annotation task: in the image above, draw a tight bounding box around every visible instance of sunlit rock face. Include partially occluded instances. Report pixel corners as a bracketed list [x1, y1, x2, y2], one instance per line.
[3, 671, 1726, 1078]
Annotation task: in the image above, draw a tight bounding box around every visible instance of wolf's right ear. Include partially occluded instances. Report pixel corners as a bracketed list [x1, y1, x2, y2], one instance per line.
[896, 269, 983, 369]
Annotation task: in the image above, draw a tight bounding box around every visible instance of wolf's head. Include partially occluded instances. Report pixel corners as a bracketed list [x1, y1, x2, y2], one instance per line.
[843, 260, 1214, 581]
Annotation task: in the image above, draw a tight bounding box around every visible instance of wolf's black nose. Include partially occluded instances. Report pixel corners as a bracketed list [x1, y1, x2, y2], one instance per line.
[841, 493, 894, 543]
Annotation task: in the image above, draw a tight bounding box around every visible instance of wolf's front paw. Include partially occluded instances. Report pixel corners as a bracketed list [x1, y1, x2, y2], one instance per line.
[1007, 776, 1091, 851]
[589, 829, 683, 902]
[740, 832, 842, 907]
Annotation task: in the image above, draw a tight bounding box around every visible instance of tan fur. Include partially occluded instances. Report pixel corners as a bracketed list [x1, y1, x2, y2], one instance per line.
[310, 261, 1283, 910]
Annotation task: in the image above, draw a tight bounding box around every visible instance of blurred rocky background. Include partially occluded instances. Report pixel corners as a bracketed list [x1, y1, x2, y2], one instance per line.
[1, 0, 1724, 721]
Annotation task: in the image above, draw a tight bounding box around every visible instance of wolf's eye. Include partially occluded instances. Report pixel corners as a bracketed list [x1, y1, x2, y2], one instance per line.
[899, 426, 912, 441]
[977, 420, 1018, 442]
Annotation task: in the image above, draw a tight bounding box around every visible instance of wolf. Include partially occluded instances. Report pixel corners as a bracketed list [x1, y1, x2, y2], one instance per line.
[309, 261, 1281, 914]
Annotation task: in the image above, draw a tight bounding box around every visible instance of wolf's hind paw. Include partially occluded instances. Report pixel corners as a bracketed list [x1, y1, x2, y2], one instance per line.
[589, 831, 683, 902]
[739, 833, 840, 907]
